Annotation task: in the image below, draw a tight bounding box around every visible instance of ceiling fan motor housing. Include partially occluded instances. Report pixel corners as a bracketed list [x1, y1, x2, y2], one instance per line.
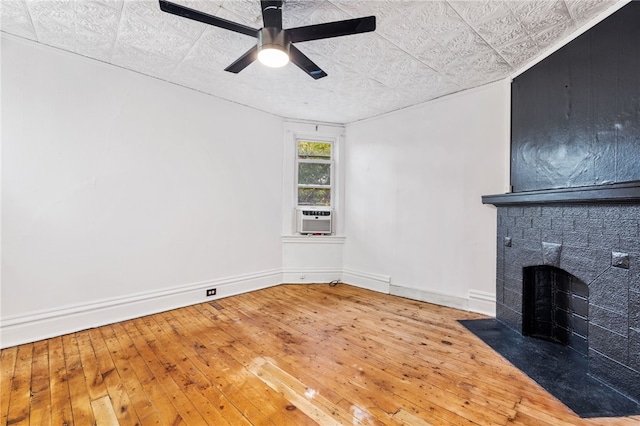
[258, 27, 290, 55]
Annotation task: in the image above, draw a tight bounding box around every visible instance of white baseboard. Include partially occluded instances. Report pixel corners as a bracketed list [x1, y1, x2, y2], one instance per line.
[1, 267, 498, 348]
[342, 269, 391, 293]
[468, 290, 496, 316]
[0, 269, 282, 349]
[389, 285, 469, 311]
[282, 267, 343, 284]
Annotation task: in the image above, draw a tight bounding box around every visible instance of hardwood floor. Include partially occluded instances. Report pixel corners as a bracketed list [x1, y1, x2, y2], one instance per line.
[2, 284, 639, 425]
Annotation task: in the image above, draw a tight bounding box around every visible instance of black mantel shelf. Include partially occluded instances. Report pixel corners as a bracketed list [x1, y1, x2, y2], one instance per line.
[482, 181, 640, 206]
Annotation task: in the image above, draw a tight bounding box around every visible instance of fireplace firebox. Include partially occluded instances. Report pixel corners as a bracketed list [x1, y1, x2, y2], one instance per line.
[522, 265, 589, 355]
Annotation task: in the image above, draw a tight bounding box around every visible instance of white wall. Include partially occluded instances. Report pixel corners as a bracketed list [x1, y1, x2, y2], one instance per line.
[1, 33, 510, 347]
[343, 81, 510, 315]
[1, 35, 284, 346]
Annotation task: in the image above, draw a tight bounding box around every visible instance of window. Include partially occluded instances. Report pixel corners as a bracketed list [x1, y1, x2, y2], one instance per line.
[296, 140, 332, 207]
[283, 121, 343, 236]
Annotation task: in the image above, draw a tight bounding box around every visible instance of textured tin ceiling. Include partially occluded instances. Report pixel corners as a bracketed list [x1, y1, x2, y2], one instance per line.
[1, 0, 622, 123]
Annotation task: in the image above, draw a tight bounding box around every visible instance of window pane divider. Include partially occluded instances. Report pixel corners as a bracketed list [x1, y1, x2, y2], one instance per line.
[298, 159, 332, 165]
[298, 184, 331, 189]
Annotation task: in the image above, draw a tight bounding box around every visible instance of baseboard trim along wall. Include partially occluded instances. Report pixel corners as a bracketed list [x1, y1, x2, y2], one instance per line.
[342, 269, 391, 293]
[282, 267, 343, 284]
[389, 285, 470, 311]
[0, 269, 282, 349]
[468, 290, 497, 316]
[386, 286, 496, 316]
[1, 269, 496, 348]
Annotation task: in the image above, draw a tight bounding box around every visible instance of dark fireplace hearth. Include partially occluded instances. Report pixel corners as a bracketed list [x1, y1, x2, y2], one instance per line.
[460, 318, 639, 418]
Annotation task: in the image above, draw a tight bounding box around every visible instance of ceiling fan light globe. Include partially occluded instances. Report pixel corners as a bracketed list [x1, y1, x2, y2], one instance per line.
[258, 48, 289, 68]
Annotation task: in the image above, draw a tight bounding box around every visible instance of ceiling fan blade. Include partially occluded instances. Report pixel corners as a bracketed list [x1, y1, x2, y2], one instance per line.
[224, 46, 259, 74]
[287, 16, 376, 43]
[289, 45, 327, 80]
[159, 0, 259, 38]
[261, 0, 283, 30]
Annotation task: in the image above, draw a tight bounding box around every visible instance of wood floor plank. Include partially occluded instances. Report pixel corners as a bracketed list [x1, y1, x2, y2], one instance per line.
[391, 408, 435, 426]
[248, 359, 352, 426]
[0, 346, 18, 425]
[2, 284, 639, 426]
[100, 324, 164, 425]
[74, 330, 109, 402]
[62, 333, 97, 425]
[91, 395, 120, 426]
[89, 327, 141, 426]
[512, 397, 584, 426]
[334, 398, 403, 426]
[29, 340, 52, 426]
[4, 343, 33, 426]
[48, 336, 74, 426]
[110, 321, 183, 425]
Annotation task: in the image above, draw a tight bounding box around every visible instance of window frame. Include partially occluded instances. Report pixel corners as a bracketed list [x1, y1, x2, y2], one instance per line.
[295, 138, 334, 208]
[282, 121, 344, 236]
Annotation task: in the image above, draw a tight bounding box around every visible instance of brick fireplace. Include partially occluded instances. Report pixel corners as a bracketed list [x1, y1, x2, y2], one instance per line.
[479, 1, 640, 407]
[483, 185, 640, 403]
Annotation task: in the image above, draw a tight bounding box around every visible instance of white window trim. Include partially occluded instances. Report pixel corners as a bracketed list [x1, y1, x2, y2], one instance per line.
[282, 120, 345, 236]
[295, 139, 334, 208]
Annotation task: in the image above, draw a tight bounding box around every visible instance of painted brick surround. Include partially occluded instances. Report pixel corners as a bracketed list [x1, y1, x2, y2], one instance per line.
[486, 1, 640, 407]
[495, 203, 640, 401]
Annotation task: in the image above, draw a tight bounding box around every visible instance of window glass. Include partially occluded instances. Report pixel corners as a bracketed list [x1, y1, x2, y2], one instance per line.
[298, 188, 331, 206]
[298, 141, 331, 159]
[297, 140, 332, 206]
[298, 163, 331, 186]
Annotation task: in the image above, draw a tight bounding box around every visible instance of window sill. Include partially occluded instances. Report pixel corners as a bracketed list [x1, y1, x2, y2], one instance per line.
[281, 235, 346, 244]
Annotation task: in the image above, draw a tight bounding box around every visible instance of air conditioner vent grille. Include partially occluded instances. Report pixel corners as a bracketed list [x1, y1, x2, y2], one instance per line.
[303, 220, 331, 232]
[297, 209, 332, 234]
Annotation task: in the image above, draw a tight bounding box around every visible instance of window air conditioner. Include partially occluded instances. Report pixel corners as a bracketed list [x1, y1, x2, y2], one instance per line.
[297, 209, 332, 235]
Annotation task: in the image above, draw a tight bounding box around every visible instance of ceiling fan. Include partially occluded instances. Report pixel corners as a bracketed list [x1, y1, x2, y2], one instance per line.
[159, 0, 376, 79]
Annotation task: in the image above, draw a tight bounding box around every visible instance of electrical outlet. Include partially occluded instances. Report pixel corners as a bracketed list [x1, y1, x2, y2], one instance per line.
[206, 288, 217, 297]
